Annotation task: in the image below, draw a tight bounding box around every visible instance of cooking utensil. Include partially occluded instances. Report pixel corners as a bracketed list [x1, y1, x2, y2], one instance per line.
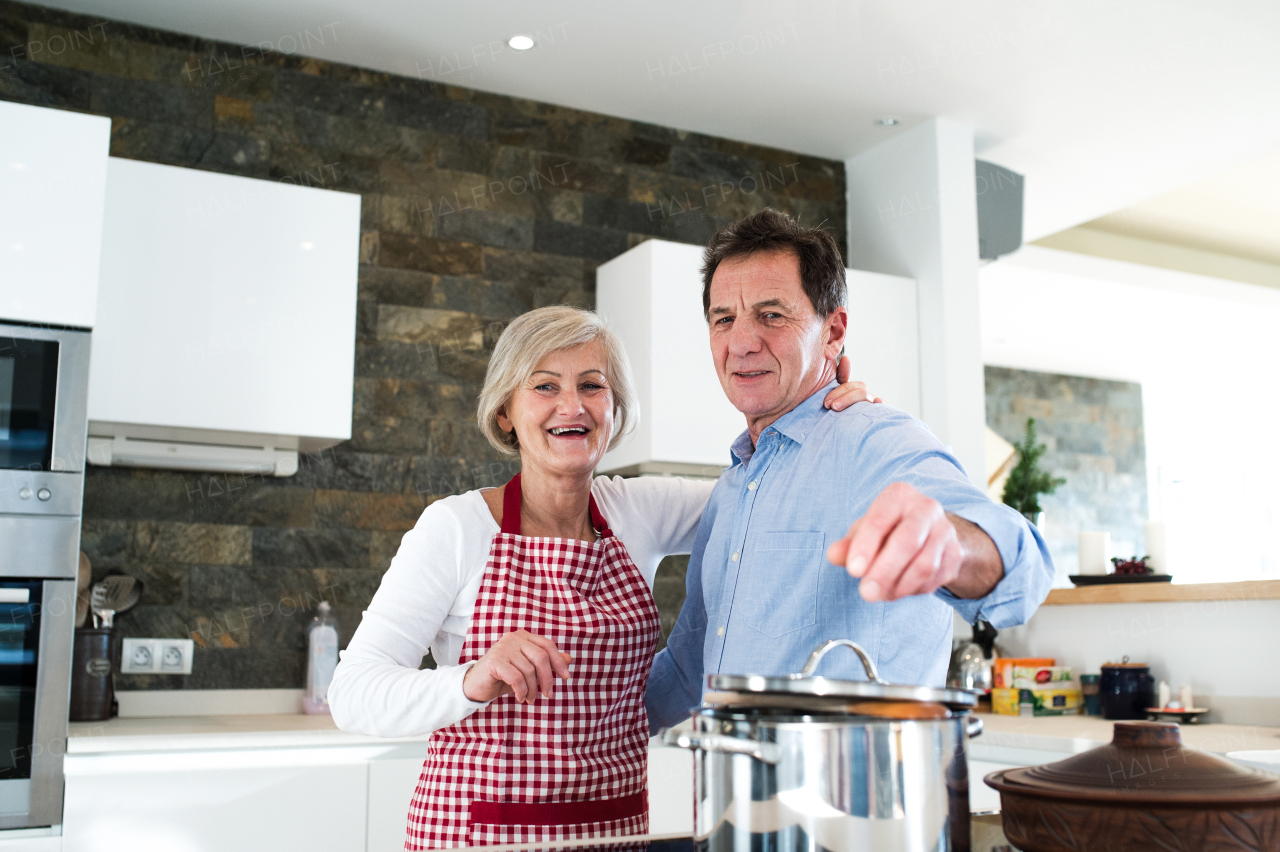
[89, 575, 143, 629]
[947, 640, 989, 692]
[985, 721, 1280, 852]
[707, 638, 980, 709]
[703, 690, 952, 720]
[665, 639, 983, 852]
[75, 552, 92, 628]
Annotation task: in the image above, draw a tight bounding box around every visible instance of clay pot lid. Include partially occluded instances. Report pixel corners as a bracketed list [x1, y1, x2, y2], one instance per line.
[987, 722, 1280, 805]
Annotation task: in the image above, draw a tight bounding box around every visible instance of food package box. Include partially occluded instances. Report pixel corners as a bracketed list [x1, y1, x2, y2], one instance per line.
[992, 687, 1083, 716]
[993, 657, 1055, 689]
[1011, 665, 1074, 689]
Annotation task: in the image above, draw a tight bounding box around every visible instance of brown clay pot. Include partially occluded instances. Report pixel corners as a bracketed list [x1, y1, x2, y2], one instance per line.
[984, 721, 1280, 852]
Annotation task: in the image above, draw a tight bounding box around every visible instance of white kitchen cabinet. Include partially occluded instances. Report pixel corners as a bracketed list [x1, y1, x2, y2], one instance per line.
[367, 747, 427, 852]
[0, 101, 111, 328]
[62, 746, 376, 852]
[595, 238, 919, 476]
[86, 157, 361, 467]
[63, 739, 690, 852]
[648, 739, 694, 835]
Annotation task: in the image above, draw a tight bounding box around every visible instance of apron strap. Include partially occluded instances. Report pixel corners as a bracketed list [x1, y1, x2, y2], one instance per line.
[499, 473, 612, 538]
[500, 473, 524, 535]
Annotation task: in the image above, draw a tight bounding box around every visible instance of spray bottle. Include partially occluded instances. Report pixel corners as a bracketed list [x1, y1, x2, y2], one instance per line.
[303, 601, 339, 715]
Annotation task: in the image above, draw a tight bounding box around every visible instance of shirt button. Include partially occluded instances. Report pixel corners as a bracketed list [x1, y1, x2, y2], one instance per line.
[717, 626, 725, 637]
[731, 552, 739, 561]
[748, 481, 757, 491]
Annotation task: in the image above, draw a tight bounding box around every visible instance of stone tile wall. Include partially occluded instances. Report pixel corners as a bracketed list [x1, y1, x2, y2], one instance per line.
[1, 1, 845, 687]
[985, 366, 1148, 583]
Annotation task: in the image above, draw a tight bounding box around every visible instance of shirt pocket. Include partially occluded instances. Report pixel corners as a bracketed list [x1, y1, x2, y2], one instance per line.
[740, 530, 826, 639]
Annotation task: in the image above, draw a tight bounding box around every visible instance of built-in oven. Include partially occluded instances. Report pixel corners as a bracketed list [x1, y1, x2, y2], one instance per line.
[0, 321, 91, 829]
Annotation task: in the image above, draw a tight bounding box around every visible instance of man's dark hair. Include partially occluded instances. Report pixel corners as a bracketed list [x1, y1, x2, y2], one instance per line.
[701, 208, 847, 319]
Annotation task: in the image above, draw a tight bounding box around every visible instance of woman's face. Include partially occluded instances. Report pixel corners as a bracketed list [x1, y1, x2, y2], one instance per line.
[497, 341, 615, 480]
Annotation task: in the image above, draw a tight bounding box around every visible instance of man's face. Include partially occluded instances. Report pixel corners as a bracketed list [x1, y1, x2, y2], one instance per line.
[707, 250, 847, 434]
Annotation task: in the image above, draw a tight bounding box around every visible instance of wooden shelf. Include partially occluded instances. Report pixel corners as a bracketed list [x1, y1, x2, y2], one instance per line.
[1043, 579, 1280, 605]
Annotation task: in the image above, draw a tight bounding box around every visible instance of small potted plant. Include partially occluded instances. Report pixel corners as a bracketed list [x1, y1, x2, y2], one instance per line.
[1002, 418, 1066, 525]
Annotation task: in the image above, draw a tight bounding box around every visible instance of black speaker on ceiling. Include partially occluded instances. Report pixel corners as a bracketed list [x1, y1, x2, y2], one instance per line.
[976, 160, 1024, 260]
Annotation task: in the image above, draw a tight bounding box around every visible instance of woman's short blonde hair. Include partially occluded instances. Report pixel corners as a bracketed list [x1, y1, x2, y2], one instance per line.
[477, 306, 638, 456]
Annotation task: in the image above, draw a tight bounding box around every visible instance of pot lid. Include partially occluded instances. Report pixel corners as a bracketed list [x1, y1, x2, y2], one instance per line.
[1101, 655, 1149, 668]
[986, 722, 1280, 805]
[707, 639, 979, 710]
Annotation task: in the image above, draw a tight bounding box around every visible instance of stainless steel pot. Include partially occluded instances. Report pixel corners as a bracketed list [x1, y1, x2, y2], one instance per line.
[665, 640, 984, 852]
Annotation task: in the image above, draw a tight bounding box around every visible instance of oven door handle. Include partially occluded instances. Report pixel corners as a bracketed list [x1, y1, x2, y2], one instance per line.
[663, 729, 782, 764]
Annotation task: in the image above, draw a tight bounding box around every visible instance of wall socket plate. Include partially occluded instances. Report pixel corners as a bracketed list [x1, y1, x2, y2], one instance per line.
[121, 638, 194, 675]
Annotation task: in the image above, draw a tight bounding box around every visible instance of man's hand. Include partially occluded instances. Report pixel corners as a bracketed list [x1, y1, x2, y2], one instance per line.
[824, 355, 884, 411]
[462, 630, 572, 704]
[826, 482, 1004, 602]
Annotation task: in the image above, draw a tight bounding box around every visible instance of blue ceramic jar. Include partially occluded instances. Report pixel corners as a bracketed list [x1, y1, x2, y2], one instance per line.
[1100, 659, 1155, 720]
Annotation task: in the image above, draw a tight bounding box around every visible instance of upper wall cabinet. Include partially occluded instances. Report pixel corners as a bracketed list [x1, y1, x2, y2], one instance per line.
[0, 102, 111, 328]
[86, 158, 361, 474]
[595, 239, 919, 476]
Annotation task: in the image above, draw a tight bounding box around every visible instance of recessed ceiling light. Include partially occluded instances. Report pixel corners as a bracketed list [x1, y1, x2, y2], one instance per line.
[874, 116, 900, 127]
[300, 241, 314, 250]
[508, 35, 535, 50]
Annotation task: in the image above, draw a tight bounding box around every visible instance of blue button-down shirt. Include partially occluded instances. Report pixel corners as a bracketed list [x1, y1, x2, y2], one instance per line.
[646, 383, 1054, 730]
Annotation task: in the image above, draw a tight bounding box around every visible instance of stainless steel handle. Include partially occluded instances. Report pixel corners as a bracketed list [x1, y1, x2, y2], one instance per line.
[966, 715, 984, 739]
[663, 729, 782, 764]
[799, 639, 888, 684]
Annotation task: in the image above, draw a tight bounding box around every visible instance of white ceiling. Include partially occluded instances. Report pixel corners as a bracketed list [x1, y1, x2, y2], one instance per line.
[35, 0, 1280, 242]
[1084, 147, 1280, 266]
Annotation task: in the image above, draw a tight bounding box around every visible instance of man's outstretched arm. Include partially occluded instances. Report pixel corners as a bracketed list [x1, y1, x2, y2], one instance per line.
[827, 482, 1005, 602]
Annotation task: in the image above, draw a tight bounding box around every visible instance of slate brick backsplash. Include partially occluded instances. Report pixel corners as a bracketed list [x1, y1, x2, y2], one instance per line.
[2, 0, 846, 687]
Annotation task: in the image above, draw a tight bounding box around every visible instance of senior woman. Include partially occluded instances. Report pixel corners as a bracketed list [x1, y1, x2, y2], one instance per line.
[329, 305, 874, 849]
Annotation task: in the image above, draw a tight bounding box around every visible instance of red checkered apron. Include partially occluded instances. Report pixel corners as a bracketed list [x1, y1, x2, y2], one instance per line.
[405, 474, 661, 849]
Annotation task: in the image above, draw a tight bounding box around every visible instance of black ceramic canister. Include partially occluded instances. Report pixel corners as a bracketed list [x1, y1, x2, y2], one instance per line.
[1099, 659, 1155, 720]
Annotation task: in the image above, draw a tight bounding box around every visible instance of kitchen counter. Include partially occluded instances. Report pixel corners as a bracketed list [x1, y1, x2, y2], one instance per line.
[974, 710, 1280, 755]
[70, 708, 1280, 757]
[67, 714, 432, 754]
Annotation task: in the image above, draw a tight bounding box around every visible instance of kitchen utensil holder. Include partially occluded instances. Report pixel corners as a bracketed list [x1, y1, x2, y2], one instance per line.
[69, 627, 115, 722]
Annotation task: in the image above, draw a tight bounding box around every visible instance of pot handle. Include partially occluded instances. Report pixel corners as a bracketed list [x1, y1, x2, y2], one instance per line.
[966, 715, 984, 739]
[662, 729, 782, 764]
[799, 639, 889, 684]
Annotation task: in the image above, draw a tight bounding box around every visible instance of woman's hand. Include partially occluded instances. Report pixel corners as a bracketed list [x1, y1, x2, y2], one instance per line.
[824, 354, 883, 411]
[462, 630, 573, 704]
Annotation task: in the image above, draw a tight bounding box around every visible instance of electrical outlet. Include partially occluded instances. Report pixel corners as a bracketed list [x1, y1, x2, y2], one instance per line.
[121, 638, 194, 674]
[158, 639, 194, 673]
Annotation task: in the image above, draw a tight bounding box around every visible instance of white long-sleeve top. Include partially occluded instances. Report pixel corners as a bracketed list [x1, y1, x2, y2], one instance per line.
[328, 475, 715, 738]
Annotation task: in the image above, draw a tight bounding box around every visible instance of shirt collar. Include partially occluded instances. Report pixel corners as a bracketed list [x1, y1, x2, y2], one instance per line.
[728, 381, 838, 467]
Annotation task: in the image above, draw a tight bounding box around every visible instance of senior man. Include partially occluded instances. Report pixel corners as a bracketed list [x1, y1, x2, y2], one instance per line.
[646, 209, 1054, 730]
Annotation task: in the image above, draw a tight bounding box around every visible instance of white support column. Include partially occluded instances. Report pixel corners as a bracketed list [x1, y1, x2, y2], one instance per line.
[844, 118, 986, 484]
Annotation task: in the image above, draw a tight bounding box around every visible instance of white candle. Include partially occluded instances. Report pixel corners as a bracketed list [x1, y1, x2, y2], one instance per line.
[1179, 684, 1193, 709]
[1078, 531, 1111, 576]
[1145, 520, 1168, 575]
